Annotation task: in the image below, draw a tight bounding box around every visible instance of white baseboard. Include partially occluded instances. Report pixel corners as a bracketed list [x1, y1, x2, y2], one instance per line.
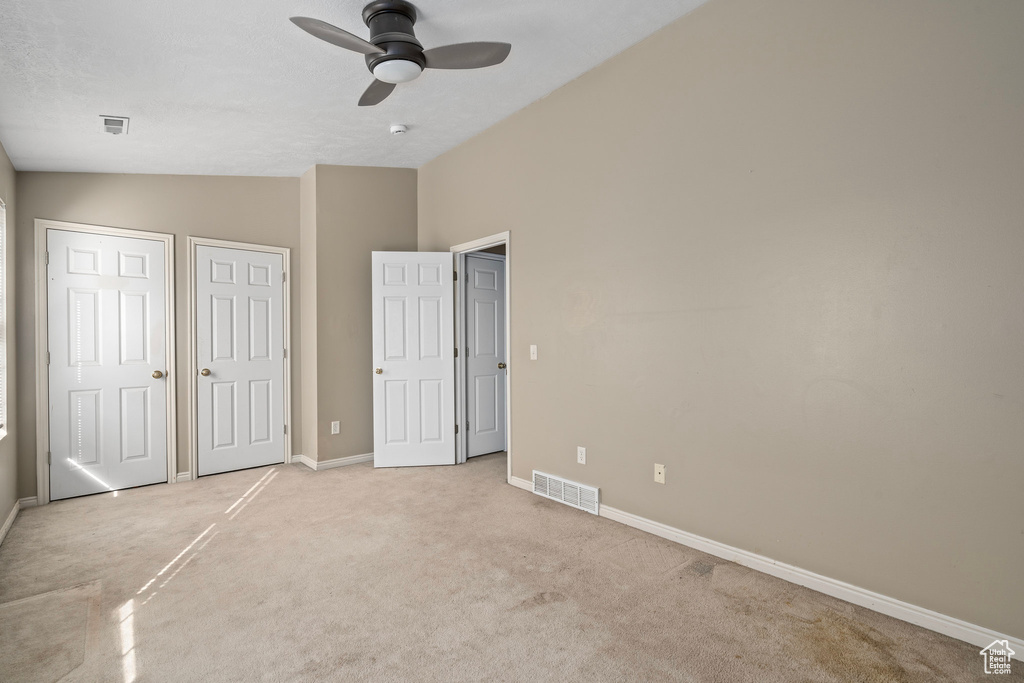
[175, 472, 191, 483]
[317, 453, 373, 470]
[508, 474, 1022, 659]
[509, 475, 532, 491]
[0, 501, 18, 546]
[0, 494, 37, 544]
[296, 453, 373, 471]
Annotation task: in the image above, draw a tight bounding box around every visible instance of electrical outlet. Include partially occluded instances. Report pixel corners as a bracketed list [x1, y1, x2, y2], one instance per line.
[577, 446, 586, 465]
[654, 463, 666, 484]
[530, 344, 538, 360]
[331, 421, 340, 435]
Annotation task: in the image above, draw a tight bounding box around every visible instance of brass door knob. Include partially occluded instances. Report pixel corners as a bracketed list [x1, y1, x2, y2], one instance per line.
[152, 370, 164, 379]
[200, 368, 211, 376]
[375, 368, 383, 375]
[497, 363, 507, 369]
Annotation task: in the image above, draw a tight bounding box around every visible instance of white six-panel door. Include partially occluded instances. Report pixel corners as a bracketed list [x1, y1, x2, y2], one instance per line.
[372, 252, 455, 467]
[465, 255, 507, 457]
[47, 229, 169, 500]
[196, 246, 286, 475]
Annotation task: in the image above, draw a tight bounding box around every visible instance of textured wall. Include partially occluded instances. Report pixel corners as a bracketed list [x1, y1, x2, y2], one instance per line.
[14, 172, 301, 492]
[419, 0, 1024, 638]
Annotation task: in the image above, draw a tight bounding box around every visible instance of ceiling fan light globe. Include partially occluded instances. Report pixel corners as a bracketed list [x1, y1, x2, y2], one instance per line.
[372, 59, 423, 84]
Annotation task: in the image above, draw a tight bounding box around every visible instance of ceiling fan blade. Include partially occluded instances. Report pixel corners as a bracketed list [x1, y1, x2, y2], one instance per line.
[359, 80, 397, 107]
[422, 42, 512, 70]
[290, 17, 383, 55]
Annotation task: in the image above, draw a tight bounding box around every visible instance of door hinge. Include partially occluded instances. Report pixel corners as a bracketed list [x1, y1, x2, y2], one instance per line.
[47, 451, 51, 465]
[284, 424, 288, 435]
[454, 347, 458, 358]
[282, 272, 287, 283]
[466, 421, 469, 431]
[47, 351, 51, 365]
[453, 270, 457, 281]
[455, 424, 459, 434]
[283, 348, 287, 359]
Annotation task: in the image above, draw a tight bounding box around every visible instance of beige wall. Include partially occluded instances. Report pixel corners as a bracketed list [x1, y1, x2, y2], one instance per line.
[419, 0, 1024, 639]
[299, 167, 319, 461]
[15, 172, 302, 493]
[13, 165, 416, 489]
[303, 165, 418, 461]
[0, 140, 17, 521]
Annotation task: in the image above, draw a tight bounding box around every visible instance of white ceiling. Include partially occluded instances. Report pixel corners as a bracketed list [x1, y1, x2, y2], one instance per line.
[0, 0, 708, 176]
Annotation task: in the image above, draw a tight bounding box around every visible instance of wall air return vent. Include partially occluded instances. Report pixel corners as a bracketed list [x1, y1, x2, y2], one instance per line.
[101, 116, 129, 135]
[532, 470, 599, 515]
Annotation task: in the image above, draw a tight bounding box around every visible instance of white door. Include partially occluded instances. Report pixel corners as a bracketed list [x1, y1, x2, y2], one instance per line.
[196, 245, 286, 476]
[465, 255, 507, 457]
[47, 229, 169, 500]
[371, 252, 455, 467]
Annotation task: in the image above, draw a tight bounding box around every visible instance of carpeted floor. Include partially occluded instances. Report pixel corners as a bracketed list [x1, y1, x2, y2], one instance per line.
[0, 453, 1011, 682]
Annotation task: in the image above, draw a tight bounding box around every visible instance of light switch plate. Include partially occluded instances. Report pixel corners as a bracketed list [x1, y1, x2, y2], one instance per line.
[654, 463, 666, 484]
[530, 344, 538, 360]
[331, 421, 340, 435]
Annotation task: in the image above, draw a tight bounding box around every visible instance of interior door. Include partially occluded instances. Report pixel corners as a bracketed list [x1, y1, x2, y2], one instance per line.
[196, 245, 286, 476]
[47, 229, 169, 500]
[371, 252, 455, 467]
[465, 254, 507, 457]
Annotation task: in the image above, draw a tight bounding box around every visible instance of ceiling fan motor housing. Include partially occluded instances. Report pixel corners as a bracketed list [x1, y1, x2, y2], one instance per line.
[362, 0, 425, 72]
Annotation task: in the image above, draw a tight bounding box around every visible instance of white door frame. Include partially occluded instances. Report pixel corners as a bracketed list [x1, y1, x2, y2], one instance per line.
[34, 219, 178, 506]
[451, 232, 512, 482]
[187, 236, 292, 479]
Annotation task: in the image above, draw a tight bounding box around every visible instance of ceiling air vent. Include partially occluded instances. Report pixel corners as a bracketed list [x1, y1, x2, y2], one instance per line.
[100, 116, 129, 135]
[532, 470, 599, 515]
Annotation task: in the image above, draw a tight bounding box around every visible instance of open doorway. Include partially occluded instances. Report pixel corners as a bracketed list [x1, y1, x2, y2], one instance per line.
[368, 234, 511, 481]
[451, 232, 511, 482]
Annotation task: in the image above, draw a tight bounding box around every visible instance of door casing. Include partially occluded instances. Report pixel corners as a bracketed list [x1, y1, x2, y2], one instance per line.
[186, 236, 292, 480]
[451, 232, 512, 481]
[34, 219, 178, 506]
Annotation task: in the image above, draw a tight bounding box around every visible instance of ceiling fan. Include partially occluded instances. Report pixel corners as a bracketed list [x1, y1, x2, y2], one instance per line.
[291, 0, 512, 107]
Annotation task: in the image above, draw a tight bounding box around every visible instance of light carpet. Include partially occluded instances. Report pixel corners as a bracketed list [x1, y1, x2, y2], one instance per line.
[0, 453, 1009, 682]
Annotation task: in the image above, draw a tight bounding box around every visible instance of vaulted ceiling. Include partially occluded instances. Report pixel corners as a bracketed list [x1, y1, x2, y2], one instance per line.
[0, 0, 708, 176]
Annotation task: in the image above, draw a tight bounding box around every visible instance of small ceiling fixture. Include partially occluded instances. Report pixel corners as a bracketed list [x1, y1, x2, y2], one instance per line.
[390, 124, 408, 135]
[100, 116, 129, 135]
[290, 0, 511, 107]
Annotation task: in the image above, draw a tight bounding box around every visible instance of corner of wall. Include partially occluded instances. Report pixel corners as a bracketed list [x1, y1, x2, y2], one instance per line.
[306, 165, 418, 463]
[0, 138, 18, 518]
[299, 166, 319, 461]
